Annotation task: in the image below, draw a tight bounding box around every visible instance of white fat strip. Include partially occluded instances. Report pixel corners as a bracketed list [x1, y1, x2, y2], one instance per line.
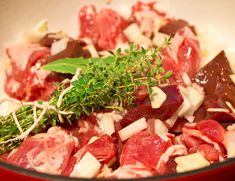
[225, 101, 235, 114]
[156, 144, 187, 170]
[207, 108, 230, 113]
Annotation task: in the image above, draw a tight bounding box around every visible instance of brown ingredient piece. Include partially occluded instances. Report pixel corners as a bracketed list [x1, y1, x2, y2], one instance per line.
[40, 33, 91, 60]
[159, 19, 196, 36]
[193, 51, 235, 122]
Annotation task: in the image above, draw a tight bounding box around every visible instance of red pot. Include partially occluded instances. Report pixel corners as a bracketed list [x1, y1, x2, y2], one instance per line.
[1, 159, 235, 181]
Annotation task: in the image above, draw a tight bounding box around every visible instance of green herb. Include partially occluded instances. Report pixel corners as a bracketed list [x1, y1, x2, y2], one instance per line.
[42, 56, 115, 74]
[0, 40, 171, 154]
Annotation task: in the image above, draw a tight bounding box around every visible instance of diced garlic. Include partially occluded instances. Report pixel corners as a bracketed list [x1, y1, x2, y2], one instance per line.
[97, 114, 115, 136]
[51, 37, 69, 55]
[70, 152, 101, 178]
[86, 44, 99, 58]
[175, 152, 210, 173]
[118, 118, 147, 141]
[149, 86, 167, 109]
[152, 32, 170, 47]
[230, 74, 235, 84]
[154, 119, 168, 135]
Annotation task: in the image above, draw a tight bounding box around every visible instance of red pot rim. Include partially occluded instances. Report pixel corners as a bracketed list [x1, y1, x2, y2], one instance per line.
[1, 157, 235, 180]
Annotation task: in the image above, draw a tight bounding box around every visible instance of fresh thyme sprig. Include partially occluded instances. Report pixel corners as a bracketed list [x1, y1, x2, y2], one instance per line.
[0, 40, 172, 154]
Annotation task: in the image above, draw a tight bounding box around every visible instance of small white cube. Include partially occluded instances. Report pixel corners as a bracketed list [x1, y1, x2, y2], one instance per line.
[118, 117, 147, 141]
[70, 152, 101, 178]
[149, 86, 167, 109]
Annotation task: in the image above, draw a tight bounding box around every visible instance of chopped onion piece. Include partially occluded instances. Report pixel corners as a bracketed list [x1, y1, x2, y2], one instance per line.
[177, 86, 192, 117]
[149, 86, 167, 109]
[70, 152, 101, 178]
[154, 119, 168, 135]
[123, 23, 142, 42]
[118, 118, 147, 141]
[186, 86, 204, 111]
[51, 37, 69, 55]
[116, 5, 132, 20]
[123, 23, 152, 48]
[97, 114, 115, 136]
[152, 32, 169, 47]
[175, 152, 210, 173]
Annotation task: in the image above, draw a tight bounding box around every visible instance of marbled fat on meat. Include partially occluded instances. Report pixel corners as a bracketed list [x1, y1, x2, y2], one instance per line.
[7, 127, 77, 175]
[79, 5, 128, 50]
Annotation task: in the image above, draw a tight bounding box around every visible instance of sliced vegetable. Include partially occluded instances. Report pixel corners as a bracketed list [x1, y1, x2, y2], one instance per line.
[154, 119, 168, 135]
[149, 86, 167, 109]
[70, 152, 101, 178]
[175, 152, 210, 173]
[118, 117, 147, 141]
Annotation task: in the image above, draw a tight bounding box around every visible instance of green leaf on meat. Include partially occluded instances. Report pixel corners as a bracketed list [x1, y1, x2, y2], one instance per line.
[42, 56, 115, 74]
